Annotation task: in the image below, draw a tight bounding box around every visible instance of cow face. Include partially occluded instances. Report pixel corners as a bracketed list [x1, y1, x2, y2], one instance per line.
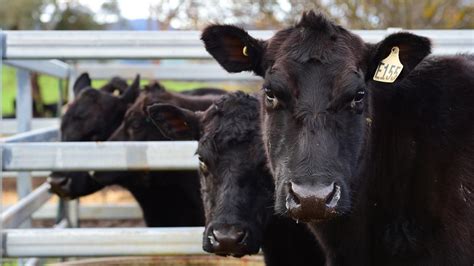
[202, 11, 431, 222]
[148, 92, 274, 257]
[49, 74, 140, 198]
[108, 82, 167, 142]
[61, 74, 140, 141]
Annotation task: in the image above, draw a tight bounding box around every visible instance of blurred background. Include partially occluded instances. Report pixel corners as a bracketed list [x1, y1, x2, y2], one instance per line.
[1, 0, 473, 118]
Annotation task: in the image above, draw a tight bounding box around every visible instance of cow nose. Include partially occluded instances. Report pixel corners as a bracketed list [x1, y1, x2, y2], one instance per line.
[286, 181, 341, 221]
[48, 174, 72, 199]
[208, 225, 247, 256]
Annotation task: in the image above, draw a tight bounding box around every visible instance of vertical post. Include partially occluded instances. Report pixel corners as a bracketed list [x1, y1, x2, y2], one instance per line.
[15, 69, 33, 228]
[67, 199, 80, 228]
[0, 30, 5, 259]
[62, 66, 79, 227]
[57, 78, 63, 118]
[67, 63, 77, 103]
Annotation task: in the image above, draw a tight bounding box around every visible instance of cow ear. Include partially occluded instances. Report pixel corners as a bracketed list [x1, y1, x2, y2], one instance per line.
[367, 32, 431, 83]
[201, 25, 266, 77]
[73, 73, 92, 96]
[147, 104, 201, 140]
[120, 74, 140, 104]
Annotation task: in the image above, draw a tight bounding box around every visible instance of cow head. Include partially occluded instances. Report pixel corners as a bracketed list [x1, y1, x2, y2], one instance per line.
[61, 73, 140, 141]
[49, 74, 140, 198]
[107, 81, 167, 142]
[148, 92, 273, 257]
[202, 11, 431, 222]
[94, 82, 222, 185]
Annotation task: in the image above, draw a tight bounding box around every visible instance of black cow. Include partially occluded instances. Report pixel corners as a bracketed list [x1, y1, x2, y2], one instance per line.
[202, 11, 474, 265]
[61, 73, 140, 142]
[49, 77, 225, 199]
[52, 81, 224, 226]
[90, 82, 224, 226]
[49, 73, 141, 197]
[148, 92, 325, 265]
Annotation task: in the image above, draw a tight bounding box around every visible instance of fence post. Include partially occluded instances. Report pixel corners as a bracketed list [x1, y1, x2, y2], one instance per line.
[15, 68, 33, 229]
[0, 30, 5, 259]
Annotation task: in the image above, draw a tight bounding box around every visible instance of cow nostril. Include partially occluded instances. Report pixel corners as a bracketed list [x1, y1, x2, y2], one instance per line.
[209, 229, 218, 246]
[325, 183, 341, 209]
[212, 227, 247, 246]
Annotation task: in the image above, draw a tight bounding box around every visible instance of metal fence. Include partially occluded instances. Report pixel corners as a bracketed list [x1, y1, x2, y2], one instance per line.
[1, 29, 473, 261]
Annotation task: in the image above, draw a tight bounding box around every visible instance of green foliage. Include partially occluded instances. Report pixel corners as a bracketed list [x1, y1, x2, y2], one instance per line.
[54, 5, 104, 30]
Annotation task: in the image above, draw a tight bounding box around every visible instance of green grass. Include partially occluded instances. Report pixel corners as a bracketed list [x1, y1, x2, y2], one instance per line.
[2, 65, 67, 116]
[2, 65, 260, 116]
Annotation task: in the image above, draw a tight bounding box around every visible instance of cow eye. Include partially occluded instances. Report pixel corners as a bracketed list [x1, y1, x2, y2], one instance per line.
[353, 90, 365, 102]
[351, 90, 365, 113]
[198, 156, 208, 174]
[130, 120, 141, 129]
[264, 88, 278, 109]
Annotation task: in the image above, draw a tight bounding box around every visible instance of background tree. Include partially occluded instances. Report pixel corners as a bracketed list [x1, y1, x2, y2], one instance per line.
[0, 0, 49, 30]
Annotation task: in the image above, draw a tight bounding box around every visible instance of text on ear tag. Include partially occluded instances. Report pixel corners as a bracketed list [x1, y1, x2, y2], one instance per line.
[373, 46, 404, 83]
[242, 46, 248, 56]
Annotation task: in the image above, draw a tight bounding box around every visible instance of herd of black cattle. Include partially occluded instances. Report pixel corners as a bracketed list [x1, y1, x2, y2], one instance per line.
[47, 11, 473, 266]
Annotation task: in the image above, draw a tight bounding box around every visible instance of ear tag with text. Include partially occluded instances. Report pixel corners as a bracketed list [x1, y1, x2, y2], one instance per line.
[373, 46, 403, 83]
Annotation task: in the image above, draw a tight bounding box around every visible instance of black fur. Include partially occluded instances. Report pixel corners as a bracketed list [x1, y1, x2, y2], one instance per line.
[51, 81, 223, 226]
[203, 11, 474, 265]
[148, 92, 325, 265]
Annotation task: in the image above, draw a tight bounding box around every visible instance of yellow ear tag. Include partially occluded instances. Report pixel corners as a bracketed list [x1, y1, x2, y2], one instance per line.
[373, 46, 404, 83]
[242, 46, 248, 57]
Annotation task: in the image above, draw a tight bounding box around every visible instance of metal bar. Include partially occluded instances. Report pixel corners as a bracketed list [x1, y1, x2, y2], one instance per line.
[24, 258, 41, 266]
[4, 60, 70, 78]
[1, 30, 5, 259]
[77, 63, 261, 81]
[17, 203, 143, 220]
[1, 183, 52, 229]
[23, 219, 69, 266]
[2, 172, 50, 178]
[3, 30, 473, 59]
[0, 126, 59, 143]
[67, 66, 77, 102]
[0, 118, 59, 135]
[15, 68, 33, 228]
[3, 227, 206, 257]
[2, 141, 199, 171]
[16, 69, 32, 133]
[66, 200, 80, 228]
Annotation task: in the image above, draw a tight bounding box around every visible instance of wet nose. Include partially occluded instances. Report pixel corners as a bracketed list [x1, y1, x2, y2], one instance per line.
[48, 174, 72, 198]
[286, 181, 341, 221]
[208, 225, 247, 256]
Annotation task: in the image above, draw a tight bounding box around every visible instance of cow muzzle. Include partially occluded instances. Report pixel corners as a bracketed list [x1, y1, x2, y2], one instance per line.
[285, 181, 341, 222]
[204, 224, 255, 257]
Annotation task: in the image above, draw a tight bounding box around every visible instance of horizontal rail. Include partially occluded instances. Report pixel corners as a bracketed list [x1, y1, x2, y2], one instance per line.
[27, 203, 142, 220]
[77, 63, 261, 81]
[0, 183, 52, 229]
[1, 119, 59, 135]
[2, 227, 206, 257]
[3, 30, 472, 59]
[1, 171, 50, 178]
[0, 126, 59, 143]
[2, 141, 199, 171]
[4, 60, 70, 78]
